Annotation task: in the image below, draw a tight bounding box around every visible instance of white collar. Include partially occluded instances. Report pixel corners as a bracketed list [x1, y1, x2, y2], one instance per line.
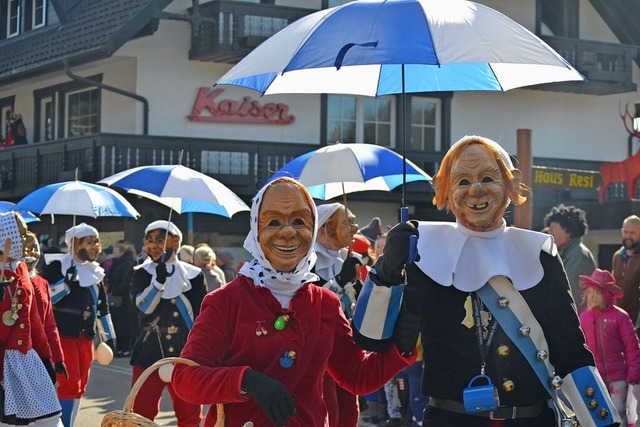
[313, 243, 343, 281]
[44, 253, 104, 288]
[136, 257, 201, 299]
[414, 220, 556, 291]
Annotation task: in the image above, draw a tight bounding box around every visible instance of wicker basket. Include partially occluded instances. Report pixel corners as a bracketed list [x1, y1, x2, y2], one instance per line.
[101, 357, 224, 427]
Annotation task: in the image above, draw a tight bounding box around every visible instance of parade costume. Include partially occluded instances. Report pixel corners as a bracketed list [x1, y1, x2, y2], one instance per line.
[0, 213, 61, 427]
[130, 221, 205, 427]
[313, 203, 362, 427]
[353, 136, 620, 427]
[29, 272, 64, 371]
[173, 178, 414, 427]
[41, 224, 115, 427]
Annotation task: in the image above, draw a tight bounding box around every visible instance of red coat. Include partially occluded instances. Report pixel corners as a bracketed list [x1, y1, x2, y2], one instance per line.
[0, 263, 51, 379]
[30, 274, 64, 363]
[173, 275, 414, 427]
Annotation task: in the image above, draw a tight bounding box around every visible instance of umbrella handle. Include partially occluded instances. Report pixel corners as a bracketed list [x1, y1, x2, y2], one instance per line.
[400, 207, 418, 265]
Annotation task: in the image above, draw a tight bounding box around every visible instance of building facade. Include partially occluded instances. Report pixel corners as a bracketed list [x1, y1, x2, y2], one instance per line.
[0, 0, 638, 263]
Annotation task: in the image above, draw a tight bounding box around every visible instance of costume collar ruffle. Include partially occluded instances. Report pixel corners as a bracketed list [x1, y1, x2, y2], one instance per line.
[414, 220, 556, 291]
[44, 253, 104, 288]
[135, 257, 201, 299]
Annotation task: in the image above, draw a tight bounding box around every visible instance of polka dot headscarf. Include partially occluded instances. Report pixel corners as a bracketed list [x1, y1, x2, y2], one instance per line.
[0, 212, 24, 261]
[240, 178, 319, 307]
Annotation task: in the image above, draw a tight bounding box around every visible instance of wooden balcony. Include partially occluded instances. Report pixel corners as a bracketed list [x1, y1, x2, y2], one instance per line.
[0, 134, 439, 205]
[536, 36, 639, 95]
[190, 1, 314, 63]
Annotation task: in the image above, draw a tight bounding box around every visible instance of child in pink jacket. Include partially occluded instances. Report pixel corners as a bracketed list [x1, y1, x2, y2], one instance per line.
[580, 268, 640, 426]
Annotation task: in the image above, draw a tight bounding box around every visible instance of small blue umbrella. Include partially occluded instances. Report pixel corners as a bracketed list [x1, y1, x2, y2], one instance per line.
[0, 201, 40, 223]
[268, 143, 431, 200]
[16, 181, 140, 219]
[128, 189, 249, 218]
[98, 165, 249, 217]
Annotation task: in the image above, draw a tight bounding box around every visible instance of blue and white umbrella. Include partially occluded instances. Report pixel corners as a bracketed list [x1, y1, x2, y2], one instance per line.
[217, 0, 584, 216]
[98, 165, 249, 218]
[127, 189, 249, 218]
[215, 0, 585, 96]
[0, 201, 40, 223]
[269, 143, 431, 200]
[16, 181, 140, 219]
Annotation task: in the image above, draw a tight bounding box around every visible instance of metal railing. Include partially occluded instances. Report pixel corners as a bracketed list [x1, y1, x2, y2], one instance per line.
[0, 134, 442, 203]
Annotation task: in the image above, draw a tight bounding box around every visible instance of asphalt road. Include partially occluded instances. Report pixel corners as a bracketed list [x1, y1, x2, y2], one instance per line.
[76, 356, 180, 427]
[75, 357, 379, 426]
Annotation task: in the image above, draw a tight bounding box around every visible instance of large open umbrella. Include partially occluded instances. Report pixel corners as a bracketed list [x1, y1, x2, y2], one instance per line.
[16, 181, 140, 220]
[215, 0, 586, 219]
[268, 143, 431, 200]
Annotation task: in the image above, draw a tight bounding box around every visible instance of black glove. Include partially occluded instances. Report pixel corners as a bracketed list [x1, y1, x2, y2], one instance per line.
[242, 369, 296, 425]
[55, 361, 69, 380]
[335, 257, 362, 287]
[155, 262, 168, 284]
[373, 221, 419, 285]
[105, 339, 117, 354]
[41, 358, 56, 385]
[64, 266, 79, 287]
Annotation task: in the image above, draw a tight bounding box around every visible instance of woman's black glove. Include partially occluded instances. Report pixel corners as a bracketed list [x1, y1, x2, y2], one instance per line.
[41, 358, 56, 385]
[55, 361, 69, 379]
[373, 221, 419, 285]
[335, 257, 362, 287]
[242, 369, 296, 425]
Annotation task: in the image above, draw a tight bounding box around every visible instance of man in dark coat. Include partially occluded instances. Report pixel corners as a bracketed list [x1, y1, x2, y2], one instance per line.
[353, 135, 620, 427]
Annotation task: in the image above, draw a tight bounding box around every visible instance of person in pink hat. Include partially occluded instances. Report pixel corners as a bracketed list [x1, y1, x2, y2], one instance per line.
[580, 268, 640, 426]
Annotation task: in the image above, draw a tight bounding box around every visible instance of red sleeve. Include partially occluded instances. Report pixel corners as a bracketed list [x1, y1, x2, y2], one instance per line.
[173, 295, 250, 404]
[20, 266, 51, 359]
[326, 293, 416, 395]
[33, 276, 64, 362]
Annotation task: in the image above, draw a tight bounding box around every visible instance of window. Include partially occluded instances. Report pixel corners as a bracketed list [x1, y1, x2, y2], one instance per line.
[537, 0, 578, 38]
[7, 0, 20, 37]
[326, 94, 442, 151]
[66, 88, 99, 137]
[326, 95, 394, 146]
[32, 0, 45, 29]
[39, 94, 55, 141]
[0, 96, 15, 143]
[410, 97, 440, 151]
[34, 75, 102, 142]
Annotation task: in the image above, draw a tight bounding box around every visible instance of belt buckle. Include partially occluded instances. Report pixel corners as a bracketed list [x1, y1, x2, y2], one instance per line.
[167, 325, 178, 334]
[489, 407, 516, 420]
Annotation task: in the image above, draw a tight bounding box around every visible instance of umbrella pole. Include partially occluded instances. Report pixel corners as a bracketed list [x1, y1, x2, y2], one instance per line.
[341, 182, 353, 258]
[400, 65, 408, 222]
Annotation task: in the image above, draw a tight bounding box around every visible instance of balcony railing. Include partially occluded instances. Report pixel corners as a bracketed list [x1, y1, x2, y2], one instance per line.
[0, 134, 440, 203]
[190, 1, 314, 63]
[538, 36, 639, 95]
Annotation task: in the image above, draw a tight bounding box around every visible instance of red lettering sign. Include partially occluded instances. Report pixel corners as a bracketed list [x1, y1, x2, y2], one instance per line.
[188, 88, 295, 124]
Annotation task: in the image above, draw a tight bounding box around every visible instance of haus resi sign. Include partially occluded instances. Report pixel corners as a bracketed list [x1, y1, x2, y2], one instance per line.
[188, 88, 295, 124]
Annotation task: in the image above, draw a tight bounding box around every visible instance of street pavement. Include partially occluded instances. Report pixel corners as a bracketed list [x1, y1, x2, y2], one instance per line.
[75, 356, 377, 426]
[75, 356, 179, 427]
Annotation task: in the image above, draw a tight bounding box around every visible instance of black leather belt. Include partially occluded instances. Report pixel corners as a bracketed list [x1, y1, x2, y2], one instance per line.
[428, 397, 543, 420]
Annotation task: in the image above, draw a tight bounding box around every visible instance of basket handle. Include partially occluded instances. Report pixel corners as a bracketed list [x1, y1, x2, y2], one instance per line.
[125, 357, 199, 411]
[125, 357, 225, 427]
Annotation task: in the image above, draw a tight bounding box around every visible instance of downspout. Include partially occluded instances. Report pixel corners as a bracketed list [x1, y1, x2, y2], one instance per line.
[63, 59, 149, 135]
